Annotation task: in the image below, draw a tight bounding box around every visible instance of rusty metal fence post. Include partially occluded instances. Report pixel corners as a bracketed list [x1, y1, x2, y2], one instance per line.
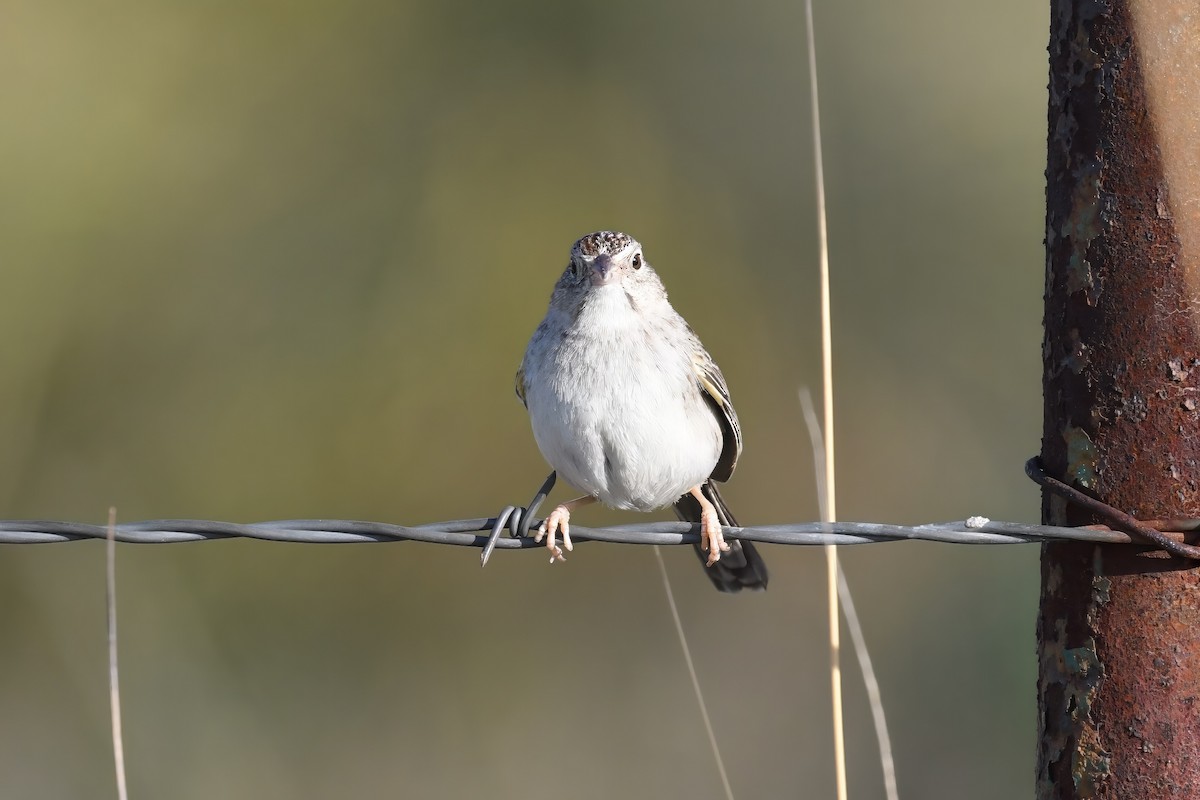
[1039, 1, 1200, 797]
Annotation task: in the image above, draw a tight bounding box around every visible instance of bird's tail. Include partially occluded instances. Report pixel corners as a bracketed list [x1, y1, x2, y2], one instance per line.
[673, 482, 768, 593]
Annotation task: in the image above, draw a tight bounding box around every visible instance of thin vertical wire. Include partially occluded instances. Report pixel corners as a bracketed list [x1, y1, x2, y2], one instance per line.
[802, 1, 846, 797]
[107, 507, 129, 800]
[653, 546, 735, 800]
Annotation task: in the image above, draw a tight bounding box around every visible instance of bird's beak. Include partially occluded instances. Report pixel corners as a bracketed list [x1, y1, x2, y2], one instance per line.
[589, 255, 618, 286]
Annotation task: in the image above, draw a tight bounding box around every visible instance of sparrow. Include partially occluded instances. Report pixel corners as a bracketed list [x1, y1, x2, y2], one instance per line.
[515, 230, 768, 592]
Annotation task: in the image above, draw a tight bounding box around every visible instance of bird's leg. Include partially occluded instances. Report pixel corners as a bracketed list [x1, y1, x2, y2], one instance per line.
[689, 486, 731, 566]
[535, 495, 596, 564]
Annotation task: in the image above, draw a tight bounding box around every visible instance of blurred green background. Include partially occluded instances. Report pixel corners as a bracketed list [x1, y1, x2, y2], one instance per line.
[0, 0, 1046, 797]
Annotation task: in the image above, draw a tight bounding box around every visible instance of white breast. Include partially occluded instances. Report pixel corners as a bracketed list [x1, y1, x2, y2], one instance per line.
[523, 287, 722, 511]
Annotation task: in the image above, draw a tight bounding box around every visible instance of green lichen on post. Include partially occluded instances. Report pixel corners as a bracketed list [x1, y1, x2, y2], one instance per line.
[1091, 575, 1111, 606]
[1063, 642, 1102, 720]
[1064, 427, 1099, 489]
[1062, 639, 1110, 795]
[1072, 734, 1111, 798]
[1037, 550, 1116, 799]
[1064, 166, 1103, 306]
[1038, 617, 1111, 798]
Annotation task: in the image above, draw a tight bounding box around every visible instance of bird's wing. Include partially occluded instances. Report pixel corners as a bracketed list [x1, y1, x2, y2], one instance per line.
[514, 363, 528, 408]
[692, 350, 742, 482]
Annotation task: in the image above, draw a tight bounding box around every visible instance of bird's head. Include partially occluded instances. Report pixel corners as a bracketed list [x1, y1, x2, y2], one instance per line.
[548, 230, 670, 317]
[567, 230, 645, 287]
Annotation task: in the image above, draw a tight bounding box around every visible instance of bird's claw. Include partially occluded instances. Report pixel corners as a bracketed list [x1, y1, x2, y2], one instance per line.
[536, 505, 574, 564]
[699, 508, 731, 566]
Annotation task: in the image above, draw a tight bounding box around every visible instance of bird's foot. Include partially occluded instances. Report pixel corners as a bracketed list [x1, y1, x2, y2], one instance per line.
[700, 505, 731, 566]
[535, 505, 574, 564]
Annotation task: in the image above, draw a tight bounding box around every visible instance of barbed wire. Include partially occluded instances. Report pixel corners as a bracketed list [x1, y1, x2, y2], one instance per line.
[0, 516, 1193, 549]
[3, 461, 1195, 560]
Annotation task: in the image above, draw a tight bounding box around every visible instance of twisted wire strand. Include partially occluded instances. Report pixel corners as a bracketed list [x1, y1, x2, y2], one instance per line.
[0, 516, 1186, 548]
[6, 459, 1195, 554]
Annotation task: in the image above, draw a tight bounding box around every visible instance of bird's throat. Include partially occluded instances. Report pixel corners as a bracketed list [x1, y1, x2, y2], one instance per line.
[578, 284, 642, 331]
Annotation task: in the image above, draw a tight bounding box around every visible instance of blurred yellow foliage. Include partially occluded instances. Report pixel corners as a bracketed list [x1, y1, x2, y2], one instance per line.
[0, 1, 1045, 797]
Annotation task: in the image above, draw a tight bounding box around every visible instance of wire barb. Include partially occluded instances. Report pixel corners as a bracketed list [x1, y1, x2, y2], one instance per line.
[481, 471, 557, 567]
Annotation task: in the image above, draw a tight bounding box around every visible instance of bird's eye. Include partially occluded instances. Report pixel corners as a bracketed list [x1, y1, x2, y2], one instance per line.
[632, 252, 643, 269]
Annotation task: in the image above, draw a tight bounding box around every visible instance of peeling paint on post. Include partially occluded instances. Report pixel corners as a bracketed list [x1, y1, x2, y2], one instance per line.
[1040, 1, 1200, 798]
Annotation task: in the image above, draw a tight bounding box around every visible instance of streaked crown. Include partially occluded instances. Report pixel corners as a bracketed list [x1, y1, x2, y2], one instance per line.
[570, 231, 639, 260]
